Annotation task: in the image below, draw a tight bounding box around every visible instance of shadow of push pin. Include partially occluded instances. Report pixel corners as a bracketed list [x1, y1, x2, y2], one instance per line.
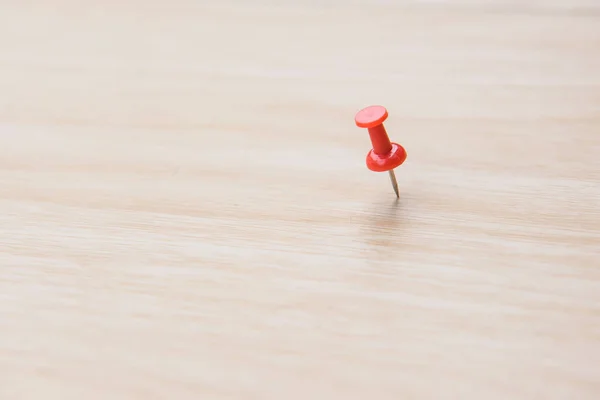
[355, 105, 407, 198]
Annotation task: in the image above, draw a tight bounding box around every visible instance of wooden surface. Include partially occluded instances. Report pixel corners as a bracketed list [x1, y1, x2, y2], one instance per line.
[1, 1, 599, 399]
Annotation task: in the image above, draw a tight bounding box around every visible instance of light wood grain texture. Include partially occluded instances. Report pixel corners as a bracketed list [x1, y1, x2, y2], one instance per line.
[1, 1, 599, 399]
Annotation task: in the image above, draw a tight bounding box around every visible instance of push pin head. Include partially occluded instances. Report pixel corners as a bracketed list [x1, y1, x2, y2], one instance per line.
[355, 105, 407, 197]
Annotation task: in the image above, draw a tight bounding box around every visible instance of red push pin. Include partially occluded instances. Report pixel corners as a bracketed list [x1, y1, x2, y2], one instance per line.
[355, 105, 407, 197]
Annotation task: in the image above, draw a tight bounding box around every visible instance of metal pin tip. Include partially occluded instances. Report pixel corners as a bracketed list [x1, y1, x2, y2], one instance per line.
[388, 169, 400, 198]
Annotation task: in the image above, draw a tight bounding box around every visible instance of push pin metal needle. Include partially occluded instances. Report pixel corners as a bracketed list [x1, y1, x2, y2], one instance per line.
[355, 105, 407, 198]
[388, 169, 400, 198]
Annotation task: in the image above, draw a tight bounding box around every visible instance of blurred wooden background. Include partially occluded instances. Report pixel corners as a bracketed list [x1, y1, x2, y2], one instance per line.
[1, 1, 599, 399]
